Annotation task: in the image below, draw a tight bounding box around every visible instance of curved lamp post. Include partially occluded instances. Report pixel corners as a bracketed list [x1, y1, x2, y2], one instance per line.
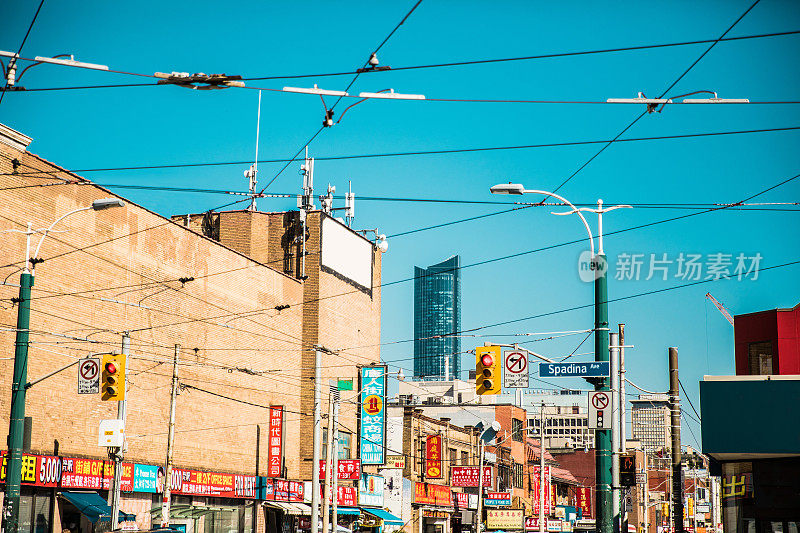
[2, 198, 124, 533]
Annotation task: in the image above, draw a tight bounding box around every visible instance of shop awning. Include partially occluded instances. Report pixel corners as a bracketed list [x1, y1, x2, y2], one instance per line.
[362, 508, 404, 526]
[334, 507, 361, 516]
[58, 491, 136, 524]
[264, 502, 311, 516]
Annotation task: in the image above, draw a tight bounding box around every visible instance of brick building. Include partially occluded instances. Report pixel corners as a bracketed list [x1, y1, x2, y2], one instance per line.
[0, 123, 383, 533]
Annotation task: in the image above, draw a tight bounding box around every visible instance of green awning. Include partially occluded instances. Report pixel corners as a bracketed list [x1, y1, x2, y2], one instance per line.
[59, 491, 136, 523]
[362, 508, 404, 525]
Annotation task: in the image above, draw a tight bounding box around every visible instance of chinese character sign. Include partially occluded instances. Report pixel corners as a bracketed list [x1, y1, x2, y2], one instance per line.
[576, 486, 591, 518]
[359, 473, 385, 507]
[319, 459, 361, 480]
[359, 365, 386, 465]
[426, 435, 442, 478]
[533, 466, 551, 515]
[451, 466, 492, 487]
[268, 406, 284, 477]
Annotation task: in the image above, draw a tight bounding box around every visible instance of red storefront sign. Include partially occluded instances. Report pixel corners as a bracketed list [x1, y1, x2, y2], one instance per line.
[319, 485, 358, 506]
[414, 482, 452, 506]
[454, 492, 469, 509]
[532, 466, 551, 515]
[525, 517, 541, 530]
[319, 459, 361, 480]
[450, 466, 492, 487]
[1, 452, 133, 492]
[268, 406, 284, 478]
[426, 435, 442, 479]
[167, 467, 256, 498]
[576, 486, 592, 518]
[274, 479, 290, 501]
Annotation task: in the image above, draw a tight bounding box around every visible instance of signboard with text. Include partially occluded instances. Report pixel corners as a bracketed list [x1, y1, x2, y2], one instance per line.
[166, 467, 256, 498]
[414, 482, 452, 506]
[319, 459, 361, 480]
[359, 473, 384, 507]
[576, 486, 592, 518]
[451, 466, 493, 488]
[484, 492, 511, 507]
[1, 452, 133, 492]
[588, 392, 611, 430]
[268, 406, 284, 477]
[503, 350, 529, 388]
[533, 466, 551, 515]
[385, 455, 406, 469]
[539, 362, 609, 378]
[359, 365, 387, 465]
[426, 435, 443, 478]
[487, 509, 523, 530]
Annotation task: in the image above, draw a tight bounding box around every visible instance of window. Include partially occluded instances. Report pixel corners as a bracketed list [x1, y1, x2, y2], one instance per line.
[513, 462, 524, 489]
[512, 418, 524, 442]
[748, 342, 773, 375]
[449, 448, 457, 475]
[338, 431, 351, 459]
[461, 450, 469, 466]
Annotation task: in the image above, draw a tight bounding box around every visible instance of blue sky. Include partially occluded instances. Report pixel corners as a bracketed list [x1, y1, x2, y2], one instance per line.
[3, 0, 800, 448]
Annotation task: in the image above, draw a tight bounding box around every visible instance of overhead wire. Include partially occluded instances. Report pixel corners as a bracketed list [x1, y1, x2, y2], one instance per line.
[0, 0, 45, 106]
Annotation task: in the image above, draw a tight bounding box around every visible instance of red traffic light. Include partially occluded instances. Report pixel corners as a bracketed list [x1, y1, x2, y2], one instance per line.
[105, 362, 117, 374]
[480, 353, 494, 367]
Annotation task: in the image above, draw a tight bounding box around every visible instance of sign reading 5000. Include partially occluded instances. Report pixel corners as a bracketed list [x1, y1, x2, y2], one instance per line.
[359, 365, 387, 465]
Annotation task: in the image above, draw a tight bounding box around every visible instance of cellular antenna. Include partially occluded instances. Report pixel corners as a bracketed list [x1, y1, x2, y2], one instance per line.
[244, 90, 262, 211]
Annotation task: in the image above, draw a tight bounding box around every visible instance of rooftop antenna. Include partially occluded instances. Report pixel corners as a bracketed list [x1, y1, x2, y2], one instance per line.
[345, 180, 355, 227]
[297, 146, 315, 280]
[244, 90, 261, 211]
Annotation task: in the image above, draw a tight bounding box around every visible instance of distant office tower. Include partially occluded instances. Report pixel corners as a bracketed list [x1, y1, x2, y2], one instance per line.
[414, 256, 461, 379]
[630, 394, 671, 462]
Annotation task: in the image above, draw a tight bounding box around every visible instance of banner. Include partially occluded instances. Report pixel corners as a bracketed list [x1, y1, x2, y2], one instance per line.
[426, 435, 443, 478]
[533, 466, 552, 515]
[451, 466, 492, 487]
[133, 464, 162, 493]
[320, 485, 358, 507]
[358, 473, 384, 507]
[319, 459, 361, 480]
[359, 365, 386, 465]
[454, 492, 478, 510]
[268, 406, 284, 478]
[575, 486, 592, 518]
[167, 467, 256, 498]
[484, 492, 511, 507]
[413, 482, 452, 506]
[487, 510, 524, 530]
[1, 452, 132, 491]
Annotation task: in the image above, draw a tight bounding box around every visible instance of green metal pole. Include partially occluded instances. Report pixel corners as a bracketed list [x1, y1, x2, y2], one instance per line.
[3, 271, 33, 533]
[595, 257, 612, 533]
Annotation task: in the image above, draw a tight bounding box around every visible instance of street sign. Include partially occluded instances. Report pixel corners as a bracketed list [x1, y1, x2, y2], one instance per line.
[503, 350, 529, 388]
[484, 492, 511, 506]
[588, 391, 612, 429]
[539, 361, 609, 378]
[78, 357, 100, 394]
[384, 455, 406, 469]
[635, 472, 647, 484]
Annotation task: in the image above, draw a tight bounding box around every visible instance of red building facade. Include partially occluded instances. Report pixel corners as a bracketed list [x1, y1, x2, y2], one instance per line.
[733, 302, 800, 375]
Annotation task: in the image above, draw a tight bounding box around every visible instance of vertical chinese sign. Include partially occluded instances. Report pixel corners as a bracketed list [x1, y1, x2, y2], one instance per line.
[532, 465, 551, 515]
[268, 406, 283, 477]
[576, 486, 591, 518]
[426, 435, 443, 478]
[359, 365, 386, 465]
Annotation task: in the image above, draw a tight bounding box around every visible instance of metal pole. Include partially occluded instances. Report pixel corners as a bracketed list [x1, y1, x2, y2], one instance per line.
[331, 388, 340, 533]
[110, 333, 129, 526]
[595, 256, 612, 533]
[619, 324, 627, 455]
[611, 332, 620, 533]
[323, 385, 335, 533]
[2, 270, 33, 533]
[476, 437, 485, 533]
[539, 402, 545, 533]
[668, 348, 684, 533]
[161, 344, 180, 527]
[311, 349, 323, 533]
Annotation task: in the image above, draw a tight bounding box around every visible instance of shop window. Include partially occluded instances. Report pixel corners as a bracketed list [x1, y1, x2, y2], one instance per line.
[33, 494, 50, 533]
[748, 342, 773, 375]
[512, 418, 523, 442]
[19, 495, 33, 533]
[461, 451, 469, 465]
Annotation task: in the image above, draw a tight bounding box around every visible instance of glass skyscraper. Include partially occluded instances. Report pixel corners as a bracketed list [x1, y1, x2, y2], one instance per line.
[413, 255, 461, 379]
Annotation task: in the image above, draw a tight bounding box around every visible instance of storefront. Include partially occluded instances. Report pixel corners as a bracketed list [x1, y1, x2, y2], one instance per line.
[412, 483, 454, 533]
[361, 509, 404, 533]
[452, 492, 477, 533]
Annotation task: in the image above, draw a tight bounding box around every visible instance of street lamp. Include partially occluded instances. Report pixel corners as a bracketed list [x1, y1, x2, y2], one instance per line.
[490, 183, 631, 533]
[476, 421, 502, 533]
[2, 198, 124, 533]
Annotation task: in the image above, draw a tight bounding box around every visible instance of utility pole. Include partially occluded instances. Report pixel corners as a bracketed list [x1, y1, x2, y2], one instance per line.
[619, 325, 628, 533]
[323, 385, 336, 533]
[109, 333, 129, 526]
[610, 333, 620, 533]
[331, 386, 340, 533]
[539, 402, 546, 533]
[161, 344, 180, 527]
[595, 252, 612, 533]
[668, 348, 684, 533]
[311, 348, 323, 533]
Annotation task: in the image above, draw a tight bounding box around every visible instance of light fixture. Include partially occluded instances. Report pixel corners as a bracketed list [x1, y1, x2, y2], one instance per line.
[489, 183, 525, 195]
[606, 92, 672, 105]
[681, 92, 749, 103]
[357, 89, 425, 100]
[282, 84, 349, 97]
[91, 198, 125, 210]
[376, 234, 388, 253]
[33, 55, 109, 71]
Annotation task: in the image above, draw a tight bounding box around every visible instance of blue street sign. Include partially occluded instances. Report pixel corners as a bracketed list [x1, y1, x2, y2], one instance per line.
[538, 361, 610, 378]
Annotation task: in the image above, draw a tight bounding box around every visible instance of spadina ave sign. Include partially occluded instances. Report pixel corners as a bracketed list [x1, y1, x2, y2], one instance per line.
[539, 361, 609, 378]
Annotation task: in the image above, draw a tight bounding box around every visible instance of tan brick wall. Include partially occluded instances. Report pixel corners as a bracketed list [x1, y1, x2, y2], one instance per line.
[0, 140, 378, 482]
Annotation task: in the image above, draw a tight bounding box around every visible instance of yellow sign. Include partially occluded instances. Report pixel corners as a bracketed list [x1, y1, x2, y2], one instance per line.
[486, 509, 523, 530]
[385, 455, 406, 469]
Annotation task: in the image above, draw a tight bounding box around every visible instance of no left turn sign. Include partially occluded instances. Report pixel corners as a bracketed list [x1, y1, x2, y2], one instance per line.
[78, 357, 100, 394]
[503, 350, 529, 389]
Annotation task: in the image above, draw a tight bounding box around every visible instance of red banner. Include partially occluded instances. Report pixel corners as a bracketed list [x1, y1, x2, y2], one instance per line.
[167, 467, 256, 498]
[532, 466, 551, 515]
[319, 459, 361, 481]
[414, 482, 452, 506]
[525, 517, 541, 530]
[268, 406, 284, 478]
[426, 435, 442, 479]
[1, 452, 133, 492]
[576, 486, 592, 518]
[319, 485, 358, 507]
[451, 466, 492, 487]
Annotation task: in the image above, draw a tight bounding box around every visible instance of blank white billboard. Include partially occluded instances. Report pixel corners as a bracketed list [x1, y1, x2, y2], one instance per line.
[321, 216, 373, 290]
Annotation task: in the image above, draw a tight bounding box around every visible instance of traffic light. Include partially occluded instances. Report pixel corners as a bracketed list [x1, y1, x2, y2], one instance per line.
[619, 453, 636, 486]
[475, 346, 501, 395]
[101, 352, 126, 401]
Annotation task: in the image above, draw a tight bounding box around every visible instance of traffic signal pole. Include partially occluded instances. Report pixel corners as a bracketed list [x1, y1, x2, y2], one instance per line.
[109, 333, 130, 526]
[610, 332, 620, 533]
[595, 258, 612, 533]
[161, 344, 180, 527]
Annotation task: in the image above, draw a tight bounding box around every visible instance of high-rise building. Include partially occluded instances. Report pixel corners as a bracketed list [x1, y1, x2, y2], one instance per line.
[630, 394, 671, 463]
[413, 255, 461, 379]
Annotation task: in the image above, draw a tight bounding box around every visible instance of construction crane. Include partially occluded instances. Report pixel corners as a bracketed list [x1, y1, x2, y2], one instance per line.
[705, 292, 734, 326]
